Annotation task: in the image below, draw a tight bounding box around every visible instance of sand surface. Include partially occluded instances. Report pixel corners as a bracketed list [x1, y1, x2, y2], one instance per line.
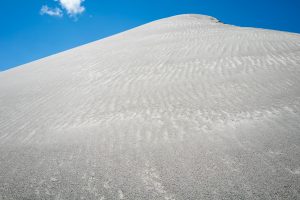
[0, 14, 300, 199]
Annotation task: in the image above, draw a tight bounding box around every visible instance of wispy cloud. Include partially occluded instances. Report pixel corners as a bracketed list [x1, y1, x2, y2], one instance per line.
[57, 0, 85, 17]
[40, 0, 85, 19]
[40, 5, 63, 17]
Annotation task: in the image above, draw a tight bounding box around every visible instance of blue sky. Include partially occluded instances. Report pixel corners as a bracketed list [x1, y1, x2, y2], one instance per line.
[1, 0, 300, 71]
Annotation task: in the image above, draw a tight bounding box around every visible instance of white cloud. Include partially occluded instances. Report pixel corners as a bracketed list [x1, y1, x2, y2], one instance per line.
[56, 0, 85, 17]
[40, 5, 63, 17]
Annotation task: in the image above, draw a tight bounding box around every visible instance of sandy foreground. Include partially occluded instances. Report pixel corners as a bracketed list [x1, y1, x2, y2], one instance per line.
[0, 14, 300, 199]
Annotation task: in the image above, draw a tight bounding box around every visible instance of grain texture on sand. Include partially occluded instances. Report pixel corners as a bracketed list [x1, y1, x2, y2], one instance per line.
[1, 14, 300, 199]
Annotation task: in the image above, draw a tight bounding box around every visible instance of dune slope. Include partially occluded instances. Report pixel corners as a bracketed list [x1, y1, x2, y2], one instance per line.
[0, 14, 300, 199]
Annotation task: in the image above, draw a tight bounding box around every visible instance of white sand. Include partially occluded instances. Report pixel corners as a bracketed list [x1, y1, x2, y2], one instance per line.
[0, 14, 300, 199]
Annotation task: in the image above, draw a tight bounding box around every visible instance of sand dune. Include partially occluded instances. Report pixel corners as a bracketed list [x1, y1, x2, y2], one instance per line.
[0, 14, 300, 199]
